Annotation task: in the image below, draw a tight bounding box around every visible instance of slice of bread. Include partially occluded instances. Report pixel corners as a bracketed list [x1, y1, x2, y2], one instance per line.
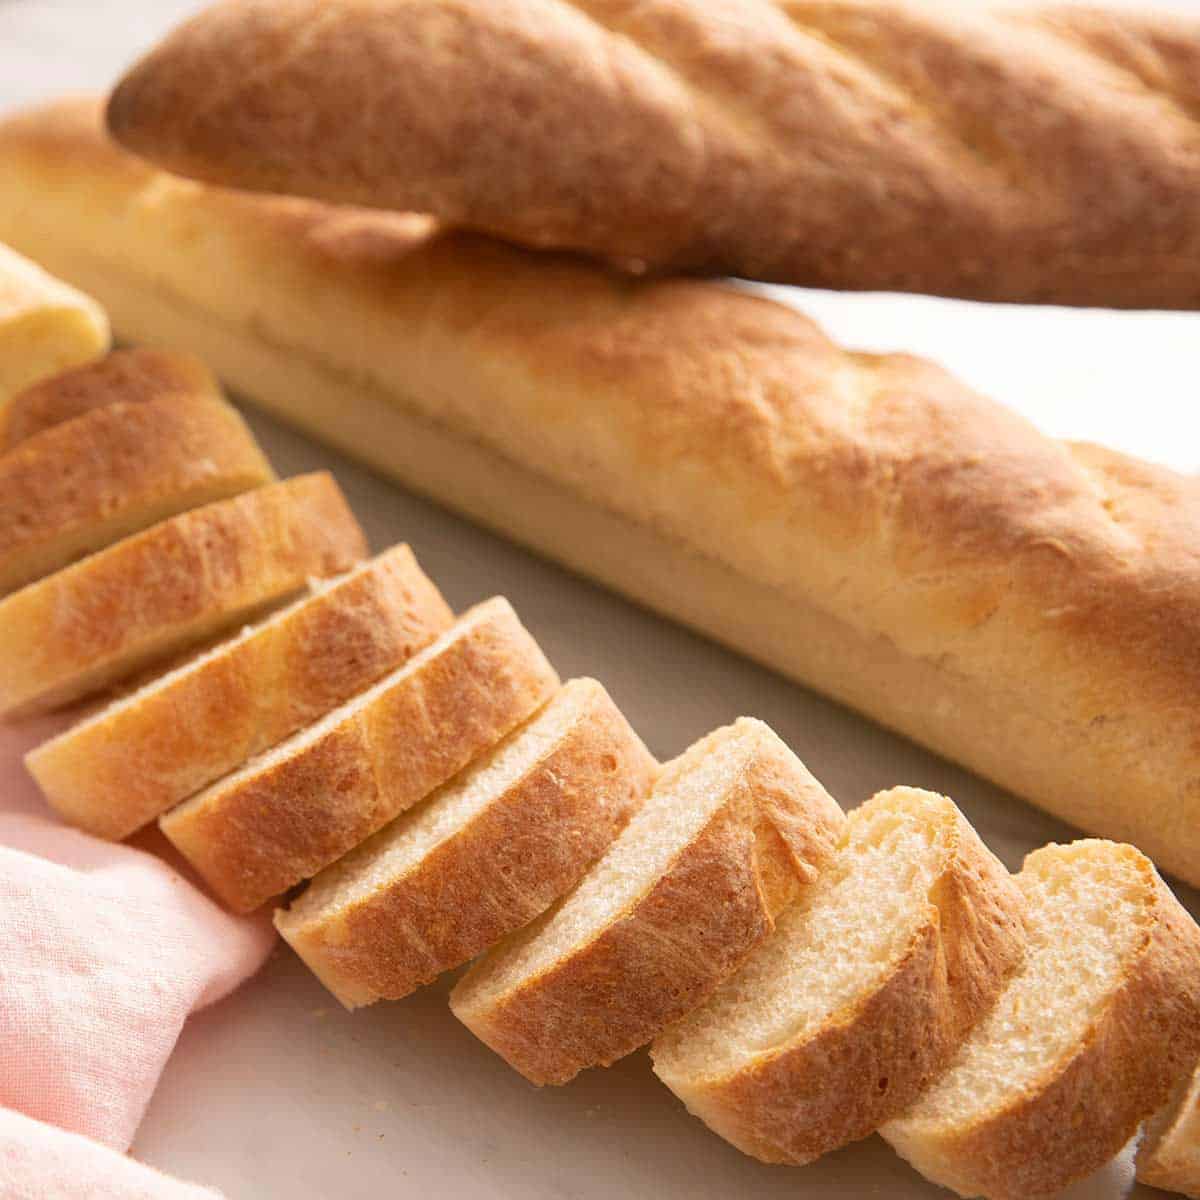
[5, 347, 221, 446]
[0, 472, 365, 718]
[882, 840, 1200, 1200]
[449, 718, 845, 1085]
[0, 241, 108, 407]
[160, 597, 559, 913]
[1139, 1058, 1200, 1198]
[650, 787, 1026, 1164]
[276, 677, 657, 1007]
[0, 388, 275, 595]
[27, 544, 452, 840]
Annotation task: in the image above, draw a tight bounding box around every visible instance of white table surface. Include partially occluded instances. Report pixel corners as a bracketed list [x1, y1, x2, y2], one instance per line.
[3, 2, 1200, 1197]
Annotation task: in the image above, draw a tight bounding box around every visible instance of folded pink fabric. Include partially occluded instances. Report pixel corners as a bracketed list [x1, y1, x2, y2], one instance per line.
[0, 713, 275, 1197]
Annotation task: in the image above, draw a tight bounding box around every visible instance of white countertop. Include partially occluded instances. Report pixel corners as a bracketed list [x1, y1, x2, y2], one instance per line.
[2, 3, 1199, 1197]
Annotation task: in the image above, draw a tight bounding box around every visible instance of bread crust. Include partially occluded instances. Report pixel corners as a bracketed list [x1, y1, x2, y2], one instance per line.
[883, 846, 1200, 1200]
[449, 722, 845, 1085]
[1138, 1059, 1200, 1198]
[276, 678, 657, 1007]
[0, 388, 275, 595]
[652, 789, 1027, 1164]
[0, 472, 366, 717]
[7, 103, 1200, 886]
[5, 347, 220, 446]
[105, 0, 1200, 308]
[160, 597, 559, 913]
[26, 544, 453, 841]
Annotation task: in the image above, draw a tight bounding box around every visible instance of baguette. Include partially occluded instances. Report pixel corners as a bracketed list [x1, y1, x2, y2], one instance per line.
[5, 347, 220, 446]
[0, 385, 274, 596]
[0, 240, 108, 407]
[4, 102, 1200, 886]
[0, 472, 365, 718]
[275, 677, 656, 1007]
[160, 597, 559, 913]
[26, 545, 452, 840]
[882, 841, 1200, 1200]
[106, 0, 1200, 308]
[1138, 1060, 1200, 1199]
[651, 787, 1026, 1165]
[450, 718, 845, 1085]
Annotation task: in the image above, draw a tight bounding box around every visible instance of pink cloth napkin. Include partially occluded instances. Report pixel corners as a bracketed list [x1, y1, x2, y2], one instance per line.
[0, 715, 275, 1197]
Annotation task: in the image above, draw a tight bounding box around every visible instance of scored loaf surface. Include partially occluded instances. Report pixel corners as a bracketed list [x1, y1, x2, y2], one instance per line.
[27, 544, 453, 841]
[160, 596, 560, 913]
[276, 677, 657, 1007]
[3, 101, 1200, 887]
[0, 471, 365, 718]
[450, 718, 845, 1085]
[106, 0, 1200, 307]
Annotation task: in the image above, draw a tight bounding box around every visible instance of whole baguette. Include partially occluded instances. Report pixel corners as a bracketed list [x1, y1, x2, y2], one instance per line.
[105, 0, 1200, 307]
[3, 102, 1200, 885]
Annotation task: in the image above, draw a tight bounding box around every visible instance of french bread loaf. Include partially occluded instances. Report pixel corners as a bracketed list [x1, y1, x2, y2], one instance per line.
[0, 240, 108, 408]
[0, 472, 365, 718]
[882, 840, 1200, 1200]
[1139, 1059, 1200, 1199]
[4, 102, 1200, 888]
[26, 545, 453, 841]
[651, 787, 1026, 1166]
[160, 597, 559, 913]
[0, 385, 274, 596]
[275, 678, 656, 1007]
[449, 718, 845, 1085]
[106, 0, 1200, 307]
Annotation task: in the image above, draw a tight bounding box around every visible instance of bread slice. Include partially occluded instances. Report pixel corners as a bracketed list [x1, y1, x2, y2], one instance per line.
[649, 787, 1026, 1164]
[276, 677, 657, 1007]
[0, 388, 274, 595]
[0, 241, 108, 407]
[449, 718, 845, 1085]
[1139, 1058, 1200, 1198]
[5, 347, 220, 446]
[882, 840, 1200, 1200]
[160, 597, 559, 913]
[0, 472, 365, 718]
[26, 544, 452, 841]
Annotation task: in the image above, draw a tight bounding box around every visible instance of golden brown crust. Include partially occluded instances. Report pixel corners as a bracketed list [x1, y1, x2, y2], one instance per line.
[4, 347, 220, 446]
[651, 790, 1027, 1164]
[106, 0, 1200, 307]
[1138, 1060, 1200, 1198]
[0, 472, 366, 718]
[26, 544, 453, 841]
[450, 725, 845, 1085]
[0, 387, 275, 595]
[275, 678, 657, 1007]
[160, 597, 560, 913]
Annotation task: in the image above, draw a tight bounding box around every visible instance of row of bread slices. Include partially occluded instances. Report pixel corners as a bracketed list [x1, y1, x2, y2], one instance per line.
[1, 254, 1198, 1200]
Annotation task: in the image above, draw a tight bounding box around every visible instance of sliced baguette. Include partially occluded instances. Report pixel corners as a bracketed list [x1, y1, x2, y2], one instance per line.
[449, 718, 845, 1085]
[276, 677, 657, 1007]
[0, 388, 275, 595]
[0, 241, 108, 407]
[0, 472, 365, 718]
[5, 347, 220, 446]
[1139, 1059, 1200, 1198]
[161, 597, 559, 913]
[882, 840, 1200, 1200]
[649, 787, 1026, 1164]
[27, 544, 452, 841]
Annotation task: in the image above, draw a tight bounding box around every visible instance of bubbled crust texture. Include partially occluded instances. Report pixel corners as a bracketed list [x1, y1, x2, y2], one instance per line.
[27, 544, 453, 841]
[276, 679, 657, 1007]
[105, 0, 1200, 307]
[884, 851, 1200, 1200]
[4, 347, 221, 446]
[0, 389, 275, 595]
[449, 733, 845, 1085]
[651, 792, 1027, 1164]
[160, 599, 560, 913]
[0, 472, 365, 718]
